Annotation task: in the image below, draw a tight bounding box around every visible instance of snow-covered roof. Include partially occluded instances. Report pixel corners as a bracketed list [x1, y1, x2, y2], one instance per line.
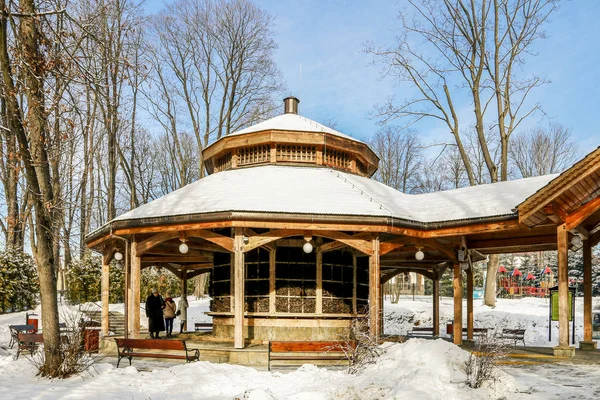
[228, 113, 364, 144]
[114, 165, 557, 225]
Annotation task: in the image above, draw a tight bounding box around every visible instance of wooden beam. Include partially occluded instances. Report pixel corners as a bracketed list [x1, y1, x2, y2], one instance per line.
[379, 236, 411, 255]
[187, 229, 234, 252]
[566, 196, 600, 231]
[141, 256, 213, 263]
[318, 240, 347, 253]
[466, 268, 473, 341]
[433, 272, 440, 337]
[159, 263, 182, 279]
[557, 224, 570, 349]
[269, 249, 276, 314]
[130, 238, 141, 338]
[544, 202, 568, 224]
[101, 261, 110, 337]
[316, 250, 323, 314]
[246, 228, 276, 252]
[583, 238, 593, 343]
[136, 232, 180, 256]
[453, 263, 462, 345]
[243, 229, 304, 252]
[369, 237, 381, 338]
[468, 235, 557, 251]
[233, 228, 245, 349]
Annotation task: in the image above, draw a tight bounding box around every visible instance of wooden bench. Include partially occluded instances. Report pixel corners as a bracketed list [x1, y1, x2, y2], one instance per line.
[16, 333, 43, 359]
[267, 341, 355, 371]
[464, 327, 489, 339]
[499, 329, 526, 346]
[115, 338, 199, 368]
[8, 324, 35, 348]
[194, 322, 212, 332]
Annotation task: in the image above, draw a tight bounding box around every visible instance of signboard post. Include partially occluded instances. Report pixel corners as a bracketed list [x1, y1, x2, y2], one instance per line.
[548, 286, 576, 344]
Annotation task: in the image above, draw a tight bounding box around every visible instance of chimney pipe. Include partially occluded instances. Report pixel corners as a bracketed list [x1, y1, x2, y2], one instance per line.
[283, 96, 300, 114]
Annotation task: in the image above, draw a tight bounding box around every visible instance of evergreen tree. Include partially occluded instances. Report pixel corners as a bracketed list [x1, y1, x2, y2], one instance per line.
[0, 250, 39, 313]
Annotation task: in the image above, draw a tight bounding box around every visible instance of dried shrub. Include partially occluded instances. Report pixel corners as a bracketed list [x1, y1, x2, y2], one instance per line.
[29, 307, 99, 378]
[465, 329, 509, 388]
[337, 308, 385, 374]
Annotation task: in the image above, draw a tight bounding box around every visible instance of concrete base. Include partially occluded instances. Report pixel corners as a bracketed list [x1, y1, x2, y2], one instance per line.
[578, 341, 598, 351]
[553, 346, 576, 357]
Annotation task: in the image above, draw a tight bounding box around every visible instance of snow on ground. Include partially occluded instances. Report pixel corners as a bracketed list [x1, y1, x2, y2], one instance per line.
[384, 295, 600, 346]
[0, 296, 599, 399]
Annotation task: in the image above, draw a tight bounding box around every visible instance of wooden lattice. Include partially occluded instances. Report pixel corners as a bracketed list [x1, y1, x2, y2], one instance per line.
[238, 145, 270, 166]
[276, 145, 317, 163]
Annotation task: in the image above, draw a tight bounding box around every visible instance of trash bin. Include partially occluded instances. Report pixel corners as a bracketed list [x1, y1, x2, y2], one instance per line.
[80, 320, 101, 353]
[83, 327, 100, 353]
[26, 312, 39, 333]
[446, 320, 453, 335]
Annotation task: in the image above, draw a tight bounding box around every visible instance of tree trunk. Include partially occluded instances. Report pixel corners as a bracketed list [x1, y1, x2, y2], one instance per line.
[194, 273, 208, 298]
[484, 254, 499, 307]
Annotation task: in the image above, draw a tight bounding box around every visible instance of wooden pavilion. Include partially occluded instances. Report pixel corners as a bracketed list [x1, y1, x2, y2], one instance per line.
[86, 97, 600, 357]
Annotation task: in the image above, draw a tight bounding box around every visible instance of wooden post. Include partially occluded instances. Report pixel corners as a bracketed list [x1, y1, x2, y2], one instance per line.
[269, 249, 276, 314]
[101, 258, 110, 337]
[316, 250, 323, 314]
[580, 238, 597, 349]
[453, 263, 462, 345]
[130, 238, 141, 338]
[181, 268, 188, 332]
[369, 237, 381, 338]
[352, 254, 357, 314]
[123, 244, 130, 339]
[555, 224, 574, 356]
[433, 272, 440, 337]
[234, 228, 245, 349]
[466, 268, 474, 341]
[379, 280, 384, 335]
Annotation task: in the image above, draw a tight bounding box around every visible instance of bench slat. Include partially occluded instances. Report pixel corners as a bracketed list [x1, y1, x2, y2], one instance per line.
[116, 338, 185, 351]
[270, 341, 351, 353]
[125, 352, 187, 360]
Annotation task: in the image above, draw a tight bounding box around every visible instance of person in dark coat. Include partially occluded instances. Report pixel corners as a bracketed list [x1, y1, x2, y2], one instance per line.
[145, 287, 165, 338]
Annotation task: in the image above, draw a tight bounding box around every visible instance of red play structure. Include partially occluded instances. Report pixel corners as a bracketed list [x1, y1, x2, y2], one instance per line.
[497, 265, 554, 298]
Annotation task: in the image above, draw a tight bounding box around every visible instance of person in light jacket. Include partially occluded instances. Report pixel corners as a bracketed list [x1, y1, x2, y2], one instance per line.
[178, 296, 189, 333]
[163, 292, 177, 337]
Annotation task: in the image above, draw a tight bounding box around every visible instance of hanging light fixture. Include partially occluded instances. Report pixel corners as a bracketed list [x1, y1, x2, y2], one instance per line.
[415, 248, 424, 261]
[114, 251, 123, 261]
[179, 240, 189, 254]
[303, 241, 313, 254]
[571, 234, 583, 247]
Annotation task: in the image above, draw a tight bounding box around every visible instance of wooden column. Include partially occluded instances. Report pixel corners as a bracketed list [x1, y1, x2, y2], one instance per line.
[233, 228, 245, 349]
[433, 272, 440, 337]
[316, 250, 323, 314]
[555, 224, 573, 355]
[453, 263, 463, 345]
[123, 245, 130, 339]
[101, 259, 110, 337]
[581, 238, 597, 349]
[181, 268, 187, 332]
[466, 268, 474, 340]
[352, 254, 357, 314]
[130, 239, 141, 338]
[369, 237, 381, 338]
[269, 249, 276, 314]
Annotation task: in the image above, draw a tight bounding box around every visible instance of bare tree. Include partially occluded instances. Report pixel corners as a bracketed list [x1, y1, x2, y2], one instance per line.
[366, 0, 559, 306]
[0, 0, 62, 375]
[510, 123, 579, 178]
[369, 127, 423, 193]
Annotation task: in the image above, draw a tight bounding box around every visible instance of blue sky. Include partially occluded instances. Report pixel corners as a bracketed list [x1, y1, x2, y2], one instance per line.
[145, 0, 600, 151]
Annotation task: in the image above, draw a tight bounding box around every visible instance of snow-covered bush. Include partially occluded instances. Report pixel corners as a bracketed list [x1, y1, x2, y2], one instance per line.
[0, 250, 39, 313]
[465, 330, 509, 388]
